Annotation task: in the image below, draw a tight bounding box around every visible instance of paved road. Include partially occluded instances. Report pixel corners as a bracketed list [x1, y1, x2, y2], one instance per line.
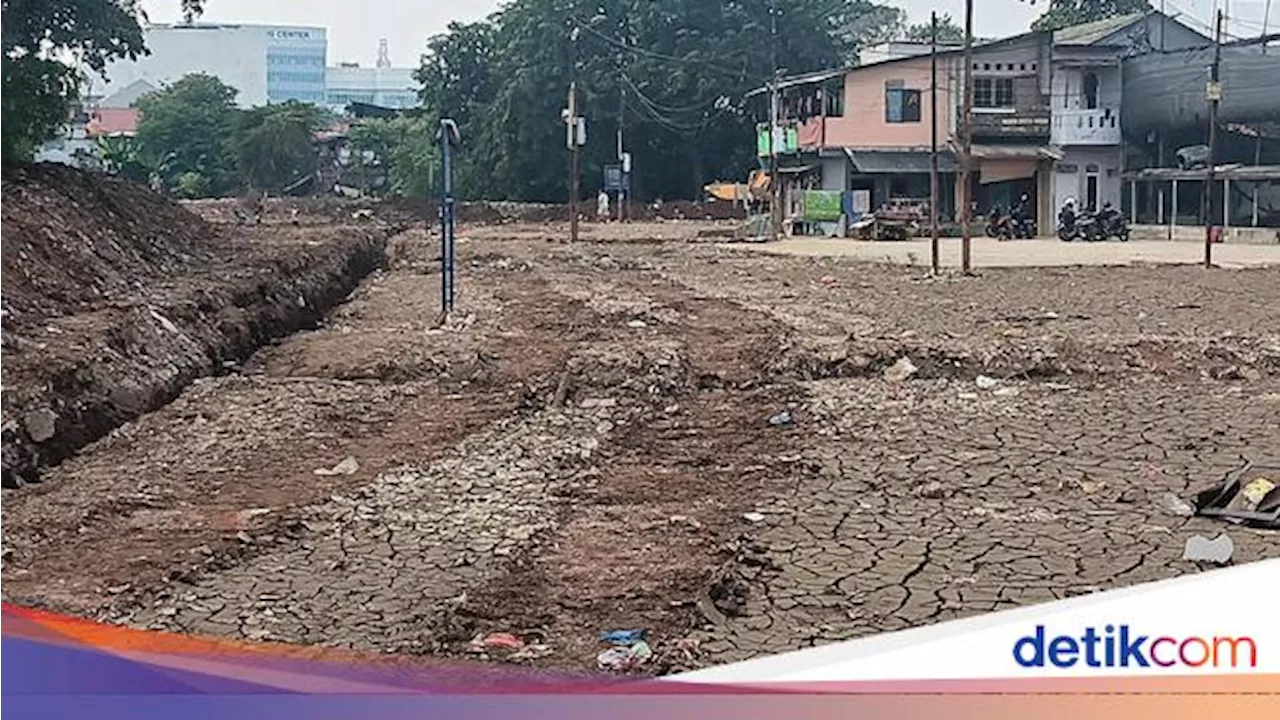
[736, 237, 1280, 269]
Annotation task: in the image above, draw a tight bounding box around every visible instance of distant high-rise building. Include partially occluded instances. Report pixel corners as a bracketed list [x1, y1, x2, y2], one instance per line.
[90, 23, 327, 107]
[324, 40, 419, 111]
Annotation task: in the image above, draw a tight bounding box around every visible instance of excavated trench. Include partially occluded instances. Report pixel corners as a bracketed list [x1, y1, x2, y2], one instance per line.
[0, 228, 389, 486]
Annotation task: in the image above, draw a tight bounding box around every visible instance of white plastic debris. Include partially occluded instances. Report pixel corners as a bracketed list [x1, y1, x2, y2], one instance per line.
[975, 374, 999, 390]
[1183, 534, 1233, 564]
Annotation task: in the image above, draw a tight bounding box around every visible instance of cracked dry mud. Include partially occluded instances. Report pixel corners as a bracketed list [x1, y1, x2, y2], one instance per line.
[3, 222, 1279, 674]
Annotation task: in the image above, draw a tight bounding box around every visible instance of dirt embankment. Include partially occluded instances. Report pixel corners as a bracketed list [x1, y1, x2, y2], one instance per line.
[1, 164, 392, 488]
[183, 196, 747, 227]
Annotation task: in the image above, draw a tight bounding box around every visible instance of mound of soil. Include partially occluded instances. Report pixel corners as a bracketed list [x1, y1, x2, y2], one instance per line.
[1, 164, 390, 488]
[2, 164, 216, 327]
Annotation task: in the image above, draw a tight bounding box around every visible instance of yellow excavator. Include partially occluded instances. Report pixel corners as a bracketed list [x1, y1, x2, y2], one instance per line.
[704, 169, 770, 207]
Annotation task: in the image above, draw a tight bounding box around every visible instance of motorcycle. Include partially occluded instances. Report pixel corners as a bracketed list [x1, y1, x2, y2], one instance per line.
[1057, 206, 1080, 242]
[1095, 204, 1130, 242]
[984, 206, 1010, 239]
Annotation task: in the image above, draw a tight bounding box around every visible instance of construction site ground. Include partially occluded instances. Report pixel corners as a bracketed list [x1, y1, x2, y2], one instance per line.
[4, 210, 1280, 675]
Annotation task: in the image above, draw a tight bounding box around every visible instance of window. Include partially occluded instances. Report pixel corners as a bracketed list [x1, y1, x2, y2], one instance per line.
[823, 79, 844, 117]
[884, 81, 921, 123]
[973, 76, 1014, 108]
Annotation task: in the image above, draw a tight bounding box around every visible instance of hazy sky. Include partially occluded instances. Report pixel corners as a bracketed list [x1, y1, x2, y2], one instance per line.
[139, 1, 1277, 67]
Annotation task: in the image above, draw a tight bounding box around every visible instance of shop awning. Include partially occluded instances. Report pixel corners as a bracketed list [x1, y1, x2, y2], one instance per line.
[844, 149, 957, 174]
[967, 144, 1060, 184]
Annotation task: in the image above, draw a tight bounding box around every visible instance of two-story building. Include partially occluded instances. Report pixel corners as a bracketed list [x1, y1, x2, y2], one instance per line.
[757, 11, 1206, 236]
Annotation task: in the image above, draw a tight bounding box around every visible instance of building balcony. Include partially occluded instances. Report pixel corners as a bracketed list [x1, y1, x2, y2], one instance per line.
[963, 107, 1051, 140]
[1051, 107, 1121, 146]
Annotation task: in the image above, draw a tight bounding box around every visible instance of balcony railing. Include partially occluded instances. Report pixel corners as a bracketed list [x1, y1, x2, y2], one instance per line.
[1051, 107, 1121, 146]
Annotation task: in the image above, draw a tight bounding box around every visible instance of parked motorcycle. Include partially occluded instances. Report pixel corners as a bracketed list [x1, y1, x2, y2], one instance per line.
[1095, 203, 1130, 242]
[985, 206, 1010, 239]
[1057, 204, 1080, 241]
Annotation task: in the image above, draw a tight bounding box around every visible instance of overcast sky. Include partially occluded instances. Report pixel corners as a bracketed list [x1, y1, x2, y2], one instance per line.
[139, 1, 1277, 67]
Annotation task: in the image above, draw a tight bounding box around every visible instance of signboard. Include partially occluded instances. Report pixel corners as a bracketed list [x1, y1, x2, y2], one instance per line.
[604, 165, 622, 190]
[803, 190, 843, 222]
[756, 124, 800, 157]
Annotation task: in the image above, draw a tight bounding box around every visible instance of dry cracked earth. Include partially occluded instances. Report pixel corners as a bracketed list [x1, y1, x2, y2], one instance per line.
[4, 220, 1279, 674]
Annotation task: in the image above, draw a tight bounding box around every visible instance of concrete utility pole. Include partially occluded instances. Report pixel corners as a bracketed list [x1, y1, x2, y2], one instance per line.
[616, 13, 628, 222]
[960, 0, 974, 274]
[569, 24, 581, 244]
[929, 11, 940, 275]
[1204, 9, 1223, 268]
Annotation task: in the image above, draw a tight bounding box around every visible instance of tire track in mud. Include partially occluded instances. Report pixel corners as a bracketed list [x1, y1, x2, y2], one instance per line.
[9, 237, 812, 676]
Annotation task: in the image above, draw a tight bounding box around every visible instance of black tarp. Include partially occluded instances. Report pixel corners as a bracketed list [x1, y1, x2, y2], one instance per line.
[1122, 41, 1280, 134]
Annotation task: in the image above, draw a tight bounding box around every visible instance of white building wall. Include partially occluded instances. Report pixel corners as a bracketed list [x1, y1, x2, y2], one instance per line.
[91, 24, 326, 108]
[324, 66, 419, 110]
[1052, 146, 1123, 215]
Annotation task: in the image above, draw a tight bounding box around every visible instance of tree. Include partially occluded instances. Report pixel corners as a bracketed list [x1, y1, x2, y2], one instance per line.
[347, 115, 438, 199]
[1030, 0, 1151, 32]
[235, 101, 329, 193]
[134, 73, 239, 196]
[409, 0, 901, 203]
[904, 14, 966, 44]
[0, 0, 204, 161]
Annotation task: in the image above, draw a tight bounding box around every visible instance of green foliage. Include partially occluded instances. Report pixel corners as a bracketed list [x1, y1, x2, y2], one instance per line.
[0, 1, 205, 162]
[1030, 0, 1151, 32]
[95, 133, 151, 183]
[347, 115, 439, 200]
[411, 0, 906, 202]
[235, 101, 329, 193]
[904, 14, 966, 44]
[134, 73, 239, 196]
[175, 170, 210, 198]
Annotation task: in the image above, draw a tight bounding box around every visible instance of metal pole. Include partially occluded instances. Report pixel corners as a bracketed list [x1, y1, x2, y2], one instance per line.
[960, 0, 974, 274]
[440, 121, 455, 316]
[929, 11, 940, 275]
[1264, 0, 1273, 53]
[769, 0, 781, 242]
[1204, 10, 1223, 267]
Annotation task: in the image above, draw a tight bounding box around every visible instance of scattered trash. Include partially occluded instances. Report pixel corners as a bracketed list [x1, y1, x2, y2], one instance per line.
[1191, 461, 1280, 529]
[1241, 477, 1277, 510]
[742, 511, 765, 523]
[767, 410, 793, 427]
[597, 643, 650, 671]
[314, 456, 359, 476]
[975, 375, 999, 390]
[470, 632, 526, 652]
[596, 630, 653, 671]
[1160, 492, 1195, 517]
[600, 629, 646, 646]
[819, 275, 837, 285]
[883, 356, 918, 382]
[626, 319, 648, 329]
[1182, 534, 1234, 564]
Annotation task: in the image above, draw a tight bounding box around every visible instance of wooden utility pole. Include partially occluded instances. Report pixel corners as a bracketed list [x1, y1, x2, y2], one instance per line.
[929, 11, 940, 275]
[1203, 9, 1223, 268]
[960, 0, 974, 274]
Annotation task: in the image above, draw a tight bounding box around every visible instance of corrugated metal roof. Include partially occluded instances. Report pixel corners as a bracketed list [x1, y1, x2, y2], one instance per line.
[1053, 12, 1145, 46]
[845, 149, 957, 174]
